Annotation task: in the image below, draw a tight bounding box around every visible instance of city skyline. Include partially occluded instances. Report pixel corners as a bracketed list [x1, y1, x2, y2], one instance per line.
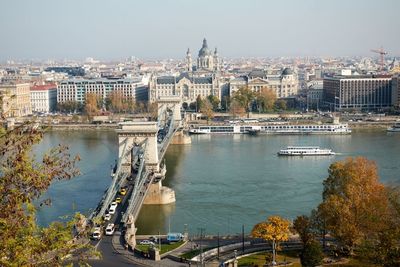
[1, 0, 400, 60]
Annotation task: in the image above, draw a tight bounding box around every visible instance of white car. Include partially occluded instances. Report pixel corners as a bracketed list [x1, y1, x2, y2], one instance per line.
[91, 227, 102, 240]
[110, 201, 118, 209]
[105, 223, 115, 236]
[104, 213, 111, 221]
[109, 202, 118, 214]
[139, 240, 155, 245]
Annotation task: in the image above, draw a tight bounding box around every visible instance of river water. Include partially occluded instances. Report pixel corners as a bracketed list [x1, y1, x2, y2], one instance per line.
[36, 130, 400, 236]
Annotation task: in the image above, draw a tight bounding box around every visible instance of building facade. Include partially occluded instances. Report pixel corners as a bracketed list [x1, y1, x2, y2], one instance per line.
[149, 73, 225, 104]
[392, 74, 400, 109]
[306, 80, 323, 110]
[30, 84, 57, 113]
[229, 68, 298, 98]
[0, 82, 32, 117]
[323, 75, 392, 111]
[57, 78, 148, 105]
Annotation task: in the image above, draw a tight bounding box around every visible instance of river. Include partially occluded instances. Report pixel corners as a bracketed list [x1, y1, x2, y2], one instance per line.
[36, 130, 400, 236]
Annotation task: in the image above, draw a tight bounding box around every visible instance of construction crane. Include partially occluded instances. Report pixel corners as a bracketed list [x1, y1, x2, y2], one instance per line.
[371, 47, 388, 71]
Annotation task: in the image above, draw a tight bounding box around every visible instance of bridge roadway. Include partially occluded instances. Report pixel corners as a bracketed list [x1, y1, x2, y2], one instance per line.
[88, 107, 181, 266]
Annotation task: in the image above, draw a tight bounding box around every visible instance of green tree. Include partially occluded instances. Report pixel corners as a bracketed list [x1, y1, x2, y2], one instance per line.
[196, 95, 203, 112]
[293, 215, 313, 245]
[300, 240, 324, 267]
[57, 100, 82, 113]
[274, 99, 287, 111]
[251, 216, 291, 265]
[232, 86, 255, 117]
[0, 118, 97, 266]
[207, 95, 220, 111]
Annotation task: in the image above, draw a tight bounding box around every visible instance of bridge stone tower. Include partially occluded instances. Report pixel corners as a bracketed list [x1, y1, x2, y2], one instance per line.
[117, 121, 160, 174]
[157, 96, 182, 123]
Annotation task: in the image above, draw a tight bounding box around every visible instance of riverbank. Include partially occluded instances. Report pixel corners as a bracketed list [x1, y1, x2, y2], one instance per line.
[46, 123, 118, 131]
[42, 121, 394, 132]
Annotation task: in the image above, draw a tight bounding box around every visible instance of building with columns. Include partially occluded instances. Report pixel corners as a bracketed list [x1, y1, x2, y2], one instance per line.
[0, 82, 32, 117]
[149, 72, 227, 105]
[229, 68, 298, 99]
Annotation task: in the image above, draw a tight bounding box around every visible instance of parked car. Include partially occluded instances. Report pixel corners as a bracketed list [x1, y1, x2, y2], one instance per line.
[149, 236, 158, 242]
[105, 223, 115, 236]
[115, 197, 122, 203]
[91, 227, 102, 240]
[119, 188, 127, 196]
[103, 213, 111, 221]
[139, 240, 155, 245]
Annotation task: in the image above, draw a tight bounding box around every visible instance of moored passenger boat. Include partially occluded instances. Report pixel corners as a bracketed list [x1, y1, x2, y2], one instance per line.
[387, 123, 400, 132]
[278, 146, 335, 156]
[188, 123, 351, 135]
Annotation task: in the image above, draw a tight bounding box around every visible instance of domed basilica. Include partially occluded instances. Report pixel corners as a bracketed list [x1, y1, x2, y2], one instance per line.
[186, 38, 220, 72]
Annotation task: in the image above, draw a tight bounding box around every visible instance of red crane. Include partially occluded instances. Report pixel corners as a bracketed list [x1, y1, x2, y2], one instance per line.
[371, 47, 388, 71]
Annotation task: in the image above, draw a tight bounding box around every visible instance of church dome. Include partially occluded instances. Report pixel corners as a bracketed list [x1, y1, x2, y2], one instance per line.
[282, 67, 293, 75]
[198, 38, 211, 57]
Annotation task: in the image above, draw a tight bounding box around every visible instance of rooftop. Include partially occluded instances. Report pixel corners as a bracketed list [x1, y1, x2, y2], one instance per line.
[31, 84, 57, 91]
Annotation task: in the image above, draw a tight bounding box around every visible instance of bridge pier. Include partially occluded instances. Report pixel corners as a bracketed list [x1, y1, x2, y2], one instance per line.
[125, 215, 137, 248]
[170, 129, 192, 145]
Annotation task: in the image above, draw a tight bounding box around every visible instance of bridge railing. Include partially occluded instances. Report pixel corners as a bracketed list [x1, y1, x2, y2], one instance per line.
[90, 139, 143, 220]
[121, 140, 148, 223]
[158, 110, 180, 161]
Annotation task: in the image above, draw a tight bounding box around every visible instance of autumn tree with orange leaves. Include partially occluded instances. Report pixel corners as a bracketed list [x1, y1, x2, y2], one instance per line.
[315, 157, 400, 265]
[251, 216, 291, 265]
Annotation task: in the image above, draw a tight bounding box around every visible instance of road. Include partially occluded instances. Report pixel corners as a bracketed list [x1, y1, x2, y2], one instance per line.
[89, 236, 140, 267]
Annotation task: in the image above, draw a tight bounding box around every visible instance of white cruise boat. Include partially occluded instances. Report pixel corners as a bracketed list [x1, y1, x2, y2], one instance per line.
[188, 123, 351, 135]
[278, 146, 335, 156]
[387, 123, 400, 132]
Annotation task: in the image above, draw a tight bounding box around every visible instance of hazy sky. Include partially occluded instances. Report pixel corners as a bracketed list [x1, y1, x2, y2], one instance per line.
[1, 0, 399, 60]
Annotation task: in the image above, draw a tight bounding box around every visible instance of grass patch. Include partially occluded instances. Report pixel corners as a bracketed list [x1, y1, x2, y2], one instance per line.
[324, 257, 378, 267]
[238, 251, 379, 267]
[238, 251, 302, 267]
[136, 241, 184, 255]
[180, 246, 216, 259]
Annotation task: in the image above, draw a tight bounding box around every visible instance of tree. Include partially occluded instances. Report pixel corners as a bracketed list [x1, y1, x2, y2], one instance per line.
[57, 100, 82, 113]
[147, 102, 158, 120]
[256, 87, 276, 112]
[106, 91, 124, 113]
[0, 117, 97, 266]
[196, 95, 203, 112]
[300, 240, 324, 267]
[207, 95, 220, 111]
[319, 157, 391, 254]
[229, 99, 245, 118]
[293, 215, 313, 245]
[85, 93, 100, 117]
[274, 99, 287, 111]
[201, 99, 214, 123]
[232, 86, 255, 117]
[251, 216, 291, 265]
